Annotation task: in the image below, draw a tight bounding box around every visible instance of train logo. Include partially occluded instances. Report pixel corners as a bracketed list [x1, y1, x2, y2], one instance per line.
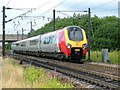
[76, 42, 78, 46]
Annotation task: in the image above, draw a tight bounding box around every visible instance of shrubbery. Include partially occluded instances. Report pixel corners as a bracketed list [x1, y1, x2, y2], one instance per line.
[23, 66, 73, 88]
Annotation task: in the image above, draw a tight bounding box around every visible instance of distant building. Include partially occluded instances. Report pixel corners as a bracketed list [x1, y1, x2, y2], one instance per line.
[0, 34, 28, 46]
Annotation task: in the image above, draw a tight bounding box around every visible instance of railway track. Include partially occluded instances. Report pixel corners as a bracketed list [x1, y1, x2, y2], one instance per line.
[12, 54, 119, 89]
[86, 62, 119, 75]
[60, 62, 119, 81]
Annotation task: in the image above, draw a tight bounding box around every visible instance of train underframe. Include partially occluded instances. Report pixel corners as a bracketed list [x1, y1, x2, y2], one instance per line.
[13, 49, 86, 63]
[70, 47, 86, 62]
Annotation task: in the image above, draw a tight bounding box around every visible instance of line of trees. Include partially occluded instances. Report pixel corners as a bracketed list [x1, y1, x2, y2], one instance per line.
[28, 14, 119, 51]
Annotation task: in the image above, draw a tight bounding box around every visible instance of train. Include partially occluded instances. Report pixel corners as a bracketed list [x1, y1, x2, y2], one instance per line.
[11, 26, 88, 62]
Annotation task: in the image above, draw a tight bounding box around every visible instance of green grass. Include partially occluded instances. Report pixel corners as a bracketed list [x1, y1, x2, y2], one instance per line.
[23, 66, 73, 88]
[108, 51, 119, 64]
[23, 66, 42, 84]
[3, 58, 73, 88]
[86, 50, 119, 64]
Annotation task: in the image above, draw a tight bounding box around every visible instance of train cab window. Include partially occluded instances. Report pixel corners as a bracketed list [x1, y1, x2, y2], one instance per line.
[67, 27, 83, 41]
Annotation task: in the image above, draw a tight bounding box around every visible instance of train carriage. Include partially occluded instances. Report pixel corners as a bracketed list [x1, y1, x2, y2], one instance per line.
[27, 35, 40, 55]
[11, 26, 87, 62]
[11, 41, 21, 53]
[41, 31, 59, 53]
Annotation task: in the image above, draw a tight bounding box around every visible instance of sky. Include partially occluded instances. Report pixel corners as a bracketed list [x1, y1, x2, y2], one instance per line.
[0, 0, 119, 35]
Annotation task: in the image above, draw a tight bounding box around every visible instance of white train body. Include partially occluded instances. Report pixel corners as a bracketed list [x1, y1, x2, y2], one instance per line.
[11, 26, 88, 61]
[41, 31, 60, 53]
[27, 35, 40, 52]
[11, 31, 60, 54]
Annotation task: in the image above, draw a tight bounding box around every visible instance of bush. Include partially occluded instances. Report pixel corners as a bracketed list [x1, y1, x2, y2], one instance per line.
[23, 66, 42, 84]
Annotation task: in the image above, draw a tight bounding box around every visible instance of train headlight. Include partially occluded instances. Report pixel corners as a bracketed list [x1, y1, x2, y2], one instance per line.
[67, 43, 72, 49]
[82, 43, 87, 48]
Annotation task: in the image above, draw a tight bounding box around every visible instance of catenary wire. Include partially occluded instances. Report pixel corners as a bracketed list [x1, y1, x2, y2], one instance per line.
[66, 0, 90, 10]
[91, 0, 117, 10]
[6, 0, 11, 7]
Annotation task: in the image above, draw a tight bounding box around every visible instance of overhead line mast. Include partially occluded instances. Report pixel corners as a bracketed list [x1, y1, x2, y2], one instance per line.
[2, 6, 5, 58]
[2, 6, 35, 58]
[88, 8, 91, 61]
[53, 9, 55, 31]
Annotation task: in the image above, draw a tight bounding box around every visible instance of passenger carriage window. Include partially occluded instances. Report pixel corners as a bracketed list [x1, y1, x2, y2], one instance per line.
[40, 39, 41, 44]
[12, 43, 14, 46]
[43, 37, 49, 44]
[43, 36, 55, 44]
[49, 36, 54, 44]
[30, 39, 38, 45]
[21, 42, 26, 46]
[16, 43, 19, 46]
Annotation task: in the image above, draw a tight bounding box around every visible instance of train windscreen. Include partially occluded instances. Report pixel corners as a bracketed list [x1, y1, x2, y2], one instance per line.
[67, 26, 83, 41]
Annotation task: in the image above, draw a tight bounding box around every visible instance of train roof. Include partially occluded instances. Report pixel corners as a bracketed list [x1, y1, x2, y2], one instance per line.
[12, 35, 40, 44]
[27, 35, 40, 40]
[12, 26, 83, 44]
[67, 25, 81, 27]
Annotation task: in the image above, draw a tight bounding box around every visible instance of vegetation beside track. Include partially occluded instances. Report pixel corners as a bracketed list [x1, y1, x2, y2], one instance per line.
[2, 58, 73, 88]
[86, 50, 119, 64]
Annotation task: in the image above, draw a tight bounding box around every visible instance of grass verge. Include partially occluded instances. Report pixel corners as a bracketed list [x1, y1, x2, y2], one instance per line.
[86, 50, 119, 64]
[2, 57, 73, 88]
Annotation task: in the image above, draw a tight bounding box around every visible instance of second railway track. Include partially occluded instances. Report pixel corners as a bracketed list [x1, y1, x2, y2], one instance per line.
[12, 54, 119, 89]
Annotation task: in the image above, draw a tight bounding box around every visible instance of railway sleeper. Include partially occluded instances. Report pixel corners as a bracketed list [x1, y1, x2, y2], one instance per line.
[56, 68, 108, 88]
[13, 54, 119, 89]
[81, 69, 118, 81]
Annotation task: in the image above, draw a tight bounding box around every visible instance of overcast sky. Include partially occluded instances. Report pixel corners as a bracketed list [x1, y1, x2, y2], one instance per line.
[0, 0, 119, 35]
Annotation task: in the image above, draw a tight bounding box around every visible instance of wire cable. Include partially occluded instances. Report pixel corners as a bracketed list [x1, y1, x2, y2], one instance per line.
[93, 8, 118, 12]
[67, 0, 90, 10]
[4, 0, 66, 24]
[35, 0, 52, 11]
[54, 0, 66, 8]
[6, 7, 36, 11]
[22, 15, 43, 18]
[5, 9, 33, 23]
[57, 11, 71, 17]
[91, 0, 117, 10]
[4, 0, 53, 23]
[39, 0, 66, 16]
[6, 0, 11, 7]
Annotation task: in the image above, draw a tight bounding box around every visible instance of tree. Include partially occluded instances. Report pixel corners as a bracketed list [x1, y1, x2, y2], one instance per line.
[28, 14, 119, 50]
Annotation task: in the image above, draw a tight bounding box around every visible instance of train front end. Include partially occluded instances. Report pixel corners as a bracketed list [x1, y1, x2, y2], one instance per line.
[61, 26, 87, 62]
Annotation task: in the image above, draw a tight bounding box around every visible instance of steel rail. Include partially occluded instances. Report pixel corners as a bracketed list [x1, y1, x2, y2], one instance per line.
[12, 54, 119, 89]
